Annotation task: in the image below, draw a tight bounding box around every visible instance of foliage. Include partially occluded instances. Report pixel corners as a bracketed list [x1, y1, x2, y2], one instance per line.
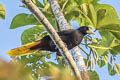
[0, 59, 31, 80]
[10, 13, 39, 29]
[88, 71, 99, 80]
[0, 59, 98, 80]
[21, 25, 45, 44]
[0, 2, 5, 19]
[6, 0, 120, 79]
[78, 3, 120, 76]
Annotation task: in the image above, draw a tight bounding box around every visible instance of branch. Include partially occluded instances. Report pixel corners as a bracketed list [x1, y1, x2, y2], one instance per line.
[22, 0, 81, 79]
[47, 0, 90, 80]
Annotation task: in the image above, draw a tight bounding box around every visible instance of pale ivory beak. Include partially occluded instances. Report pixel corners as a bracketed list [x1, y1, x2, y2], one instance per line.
[86, 28, 95, 34]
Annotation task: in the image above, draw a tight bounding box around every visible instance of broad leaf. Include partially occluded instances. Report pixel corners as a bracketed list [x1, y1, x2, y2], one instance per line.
[79, 4, 97, 27]
[97, 53, 108, 68]
[110, 45, 120, 55]
[21, 25, 45, 44]
[95, 4, 120, 29]
[98, 23, 120, 32]
[111, 32, 120, 40]
[88, 71, 99, 80]
[97, 23, 120, 41]
[89, 30, 115, 57]
[87, 4, 97, 27]
[97, 60, 105, 68]
[114, 64, 120, 75]
[95, 4, 120, 41]
[79, 4, 93, 27]
[89, 30, 120, 57]
[0, 3, 5, 19]
[64, 1, 78, 21]
[96, 9, 106, 28]
[108, 63, 116, 76]
[104, 53, 109, 63]
[10, 13, 39, 29]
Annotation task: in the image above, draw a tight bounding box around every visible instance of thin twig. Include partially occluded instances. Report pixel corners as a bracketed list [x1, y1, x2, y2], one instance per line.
[79, 46, 89, 56]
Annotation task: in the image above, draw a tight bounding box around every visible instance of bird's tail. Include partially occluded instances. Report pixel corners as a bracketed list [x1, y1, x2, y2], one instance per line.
[7, 41, 41, 56]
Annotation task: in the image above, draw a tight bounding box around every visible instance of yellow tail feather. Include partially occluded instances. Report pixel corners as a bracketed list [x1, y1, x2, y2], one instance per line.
[7, 41, 40, 56]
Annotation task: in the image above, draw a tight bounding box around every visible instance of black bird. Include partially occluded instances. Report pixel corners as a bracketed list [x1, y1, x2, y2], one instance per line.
[7, 26, 94, 56]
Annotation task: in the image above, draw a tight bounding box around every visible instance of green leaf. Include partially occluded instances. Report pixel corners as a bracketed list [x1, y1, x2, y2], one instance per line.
[43, 0, 48, 6]
[57, 56, 64, 66]
[79, 4, 94, 26]
[108, 63, 116, 76]
[64, 2, 78, 21]
[79, 3, 97, 27]
[40, 57, 45, 62]
[97, 60, 105, 68]
[65, 3, 97, 27]
[111, 32, 120, 40]
[95, 4, 120, 29]
[88, 71, 99, 80]
[110, 56, 113, 64]
[110, 45, 120, 55]
[92, 0, 100, 5]
[89, 30, 115, 57]
[98, 23, 120, 32]
[97, 9, 106, 28]
[70, 9, 79, 17]
[46, 54, 51, 59]
[0, 3, 5, 19]
[108, 63, 112, 74]
[89, 30, 120, 57]
[95, 4, 120, 41]
[114, 64, 120, 75]
[10, 13, 39, 29]
[104, 53, 108, 63]
[88, 4, 97, 27]
[21, 25, 44, 44]
[103, 24, 120, 41]
[109, 37, 120, 55]
[32, 0, 44, 8]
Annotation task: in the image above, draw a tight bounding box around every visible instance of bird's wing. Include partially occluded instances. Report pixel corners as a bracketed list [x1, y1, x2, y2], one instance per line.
[41, 29, 74, 39]
[57, 29, 74, 36]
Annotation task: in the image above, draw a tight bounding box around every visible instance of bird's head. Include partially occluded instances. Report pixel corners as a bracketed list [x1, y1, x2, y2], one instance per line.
[78, 26, 95, 35]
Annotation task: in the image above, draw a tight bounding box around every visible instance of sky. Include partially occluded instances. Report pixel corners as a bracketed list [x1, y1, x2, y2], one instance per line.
[0, 0, 120, 80]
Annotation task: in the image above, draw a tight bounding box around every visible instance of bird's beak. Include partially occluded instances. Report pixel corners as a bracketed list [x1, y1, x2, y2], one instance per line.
[86, 28, 95, 35]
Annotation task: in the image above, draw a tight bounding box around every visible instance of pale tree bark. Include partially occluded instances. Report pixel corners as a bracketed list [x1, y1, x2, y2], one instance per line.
[48, 0, 90, 80]
[22, 0, 81, 79]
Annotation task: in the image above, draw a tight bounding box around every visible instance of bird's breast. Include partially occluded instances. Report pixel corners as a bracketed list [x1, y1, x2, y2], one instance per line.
[71, 34, 83, 47]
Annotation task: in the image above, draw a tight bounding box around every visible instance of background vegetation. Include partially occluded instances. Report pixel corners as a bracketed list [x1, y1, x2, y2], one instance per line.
[0, 0, 120, 80]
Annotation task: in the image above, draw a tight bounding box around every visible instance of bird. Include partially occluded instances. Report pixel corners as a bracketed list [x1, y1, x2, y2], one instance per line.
[7, 26, 94, 56]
